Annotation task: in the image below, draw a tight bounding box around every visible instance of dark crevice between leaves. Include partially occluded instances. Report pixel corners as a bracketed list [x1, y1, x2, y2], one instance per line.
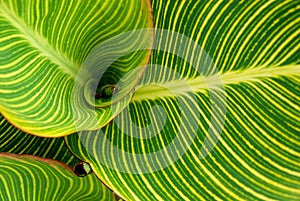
[73, 161, 92, 177]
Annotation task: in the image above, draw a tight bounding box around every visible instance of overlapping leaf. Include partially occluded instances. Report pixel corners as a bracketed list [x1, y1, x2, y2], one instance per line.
[0, 0, 153, 137]
[0, 153, 114, 201]
[66, 0, 300, 200]
[0, 114, 79, 166]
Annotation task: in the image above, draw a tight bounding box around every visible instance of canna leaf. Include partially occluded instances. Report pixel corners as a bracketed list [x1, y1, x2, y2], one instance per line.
[66, 0, 300, 200]
[0, 114, 118, 198]
[0, 0, 153, 137]
[0, 114, 79, 166]
[0, 153, 114, 201]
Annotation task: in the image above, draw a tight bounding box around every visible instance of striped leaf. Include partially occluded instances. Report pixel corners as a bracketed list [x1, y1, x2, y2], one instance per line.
[66, 0, 300, 200]
[0, 153, 114, 201]
[0, 114, 79, 166]
[0, 0, 153, 137]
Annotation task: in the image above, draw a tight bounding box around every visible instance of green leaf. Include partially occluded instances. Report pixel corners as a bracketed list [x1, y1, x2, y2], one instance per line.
[0, 0, 153, 137]
[0, 153, 114, 201]
[0, 114, 79, 166]
[66, 0, 300, 200]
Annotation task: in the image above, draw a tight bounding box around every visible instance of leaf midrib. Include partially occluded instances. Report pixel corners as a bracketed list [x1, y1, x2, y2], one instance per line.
[0, 4, 79, 78]
[132, 65, 300, 101]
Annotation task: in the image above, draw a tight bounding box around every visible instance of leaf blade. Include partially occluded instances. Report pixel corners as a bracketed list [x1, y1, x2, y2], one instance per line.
[66, 0, 300, 200]
[0, 0, 153, 137]
[0, 153, 114, 201]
